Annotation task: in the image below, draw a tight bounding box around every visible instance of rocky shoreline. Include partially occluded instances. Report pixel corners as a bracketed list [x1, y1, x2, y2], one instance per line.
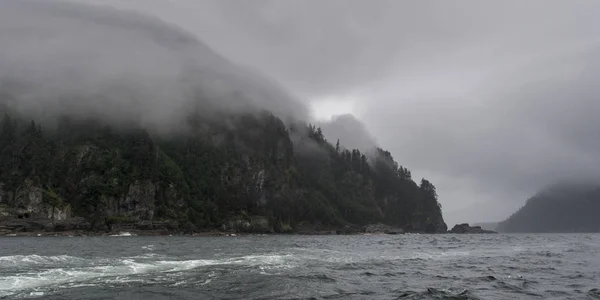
[1, 216, 496, 237]
[0, 218, 406, 237]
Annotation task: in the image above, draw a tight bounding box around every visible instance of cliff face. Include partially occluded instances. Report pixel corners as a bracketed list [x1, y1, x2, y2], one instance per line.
[497, 183, 600, 233]
[0, 111, 446, 234]
[0, 180, 57, 219]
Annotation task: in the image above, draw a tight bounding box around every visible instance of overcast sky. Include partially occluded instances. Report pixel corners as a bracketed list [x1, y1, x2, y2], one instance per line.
[59, 0, 600, 225]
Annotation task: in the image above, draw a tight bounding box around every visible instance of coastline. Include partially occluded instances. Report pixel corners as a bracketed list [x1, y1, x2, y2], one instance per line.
[2, 231, 433, 237]
[1, 227, 408, 237]
[1, 222, 428, 237]
[2, 217, 499, 237]
[1, 216, 433, 237]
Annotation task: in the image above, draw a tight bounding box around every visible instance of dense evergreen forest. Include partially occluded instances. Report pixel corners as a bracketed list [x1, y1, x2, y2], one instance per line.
[0, 108, 446, 233]
[497, 183, 600, 233]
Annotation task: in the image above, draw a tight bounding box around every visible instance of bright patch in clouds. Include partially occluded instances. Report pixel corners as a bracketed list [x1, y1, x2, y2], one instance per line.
[310, 95, 357, 121]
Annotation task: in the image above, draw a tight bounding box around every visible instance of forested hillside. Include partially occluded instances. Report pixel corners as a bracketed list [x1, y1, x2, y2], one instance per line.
[0, 109, 446, 234]
[497, 183, 600, 233]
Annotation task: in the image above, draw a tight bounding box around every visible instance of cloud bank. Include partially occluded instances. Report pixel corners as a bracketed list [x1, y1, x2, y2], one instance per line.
[0, 0, 307, 132]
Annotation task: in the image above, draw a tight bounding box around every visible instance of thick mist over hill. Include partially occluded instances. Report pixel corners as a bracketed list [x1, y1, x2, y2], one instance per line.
[318, 114, 378, 153]
[0, 0, 446, 235]
[498, 182, 600, 233]
[0, 0, 307, 132]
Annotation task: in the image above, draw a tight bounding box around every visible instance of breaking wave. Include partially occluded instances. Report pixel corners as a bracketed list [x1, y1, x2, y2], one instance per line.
[0, 253, 297, 298]
[1, 234, 598, 299]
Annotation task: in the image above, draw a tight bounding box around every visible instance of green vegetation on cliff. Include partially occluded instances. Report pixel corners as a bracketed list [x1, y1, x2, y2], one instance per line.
[0, 110, 446, 233]
[498, 183, 600, 233]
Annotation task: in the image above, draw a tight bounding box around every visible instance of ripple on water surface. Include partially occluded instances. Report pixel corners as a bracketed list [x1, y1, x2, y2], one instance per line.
[0, 234, 599, 299]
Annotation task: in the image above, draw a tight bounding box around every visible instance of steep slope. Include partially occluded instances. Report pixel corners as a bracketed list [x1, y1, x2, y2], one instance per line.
[0, 111, 446, 233]
[497, 183, 600, 233]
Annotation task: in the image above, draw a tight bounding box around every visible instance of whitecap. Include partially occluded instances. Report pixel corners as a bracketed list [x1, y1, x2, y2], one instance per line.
[0, 255, 86, 267]
[141, 244, 155, 251]
[440, 251, 471, 257]
[0, 253, 297, 296]
[109, 232, 136, 237]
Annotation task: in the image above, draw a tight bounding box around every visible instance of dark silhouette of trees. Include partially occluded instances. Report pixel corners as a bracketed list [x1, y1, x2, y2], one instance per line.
[0, 110, 446, 231]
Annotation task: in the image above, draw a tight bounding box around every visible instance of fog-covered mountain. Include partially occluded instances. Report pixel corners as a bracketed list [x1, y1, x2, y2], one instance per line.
[497, 182, 600, 233]
[0, 1, 446, 234]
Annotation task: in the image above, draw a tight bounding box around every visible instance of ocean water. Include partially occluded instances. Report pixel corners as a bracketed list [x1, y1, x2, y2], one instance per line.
[0, 234, 599, 299]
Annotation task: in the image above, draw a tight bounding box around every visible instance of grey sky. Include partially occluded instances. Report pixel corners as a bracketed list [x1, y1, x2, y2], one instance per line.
[8, 0, 600, 225]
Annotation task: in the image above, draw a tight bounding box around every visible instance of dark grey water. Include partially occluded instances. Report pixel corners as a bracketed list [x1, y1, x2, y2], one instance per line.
[1, 234, 599, 299]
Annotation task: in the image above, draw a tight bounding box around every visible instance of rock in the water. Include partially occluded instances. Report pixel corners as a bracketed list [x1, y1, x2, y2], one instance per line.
[450, 223, 497, 234]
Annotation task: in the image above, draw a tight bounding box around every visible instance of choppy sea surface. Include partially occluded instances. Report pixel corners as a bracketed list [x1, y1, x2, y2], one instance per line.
[1, 234, 599, 299]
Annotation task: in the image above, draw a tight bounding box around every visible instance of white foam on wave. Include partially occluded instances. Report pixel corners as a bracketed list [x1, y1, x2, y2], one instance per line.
[405, 250, 471, 261]
[109, 232, 136, 237]
[440, 251, 471, 257]
[0, 260, 179, 297]
[141, 244, 155, 251]
[171, 280, 187, 287]
[131, 253, 165, 260]
[0, 255, 86, 267]
[297, 249, 473, 266]
[0, 253, 296, 296]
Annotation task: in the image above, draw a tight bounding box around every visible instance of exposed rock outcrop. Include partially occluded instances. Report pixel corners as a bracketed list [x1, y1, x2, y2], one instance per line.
[450, 223, 497, 234]
[363, 223, 404, 234]
[222, 215, 272, 233]
[0, 181, 71, 220]
[404, 220, 448, 233]
[123, 180, 156, 220]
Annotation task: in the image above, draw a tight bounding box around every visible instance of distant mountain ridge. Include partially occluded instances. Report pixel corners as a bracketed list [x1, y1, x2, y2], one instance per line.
[497, 182, 600, 233]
